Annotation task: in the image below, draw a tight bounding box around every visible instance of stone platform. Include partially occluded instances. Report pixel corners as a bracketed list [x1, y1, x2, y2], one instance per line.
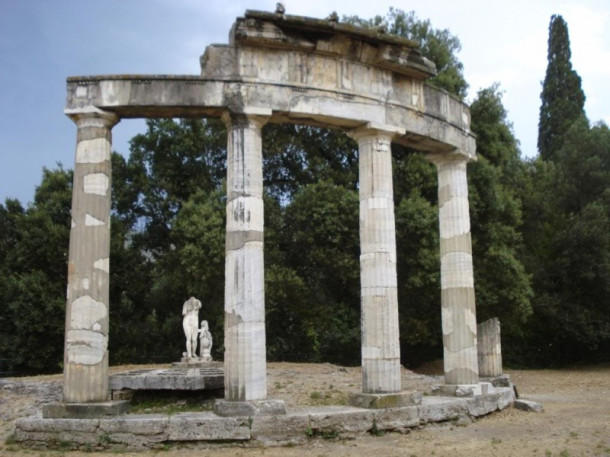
[109, 364, 224, 393]
[14, 387, 515, 449]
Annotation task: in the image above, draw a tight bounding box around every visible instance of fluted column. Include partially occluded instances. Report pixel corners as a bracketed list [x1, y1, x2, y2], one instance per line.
[223, 111, 269, 402]
[350, 125, 404, 394]
[64, 109, 119, 403]
[431, 155, 479, 385]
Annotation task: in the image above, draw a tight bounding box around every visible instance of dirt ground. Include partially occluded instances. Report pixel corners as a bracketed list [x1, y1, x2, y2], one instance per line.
[1, 362, 609, 457]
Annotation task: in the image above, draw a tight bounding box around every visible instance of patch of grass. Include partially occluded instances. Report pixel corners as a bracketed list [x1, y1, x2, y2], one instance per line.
[4, 434, 16, 445]
[569, 431, 578, 438]
[310, 391, 322, 400]
[491, 437, 502, 445]
[559, 449, 570, 457]
[370, 419, 384, 437]
[305, 427, 339, 440]
[545, 450, 552, 456]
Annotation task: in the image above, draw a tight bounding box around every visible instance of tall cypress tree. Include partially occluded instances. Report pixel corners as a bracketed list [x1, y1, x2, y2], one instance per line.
[537, 15, 586, 161]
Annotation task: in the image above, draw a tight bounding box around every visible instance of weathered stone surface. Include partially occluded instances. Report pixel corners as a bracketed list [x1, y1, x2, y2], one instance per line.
[482, 374, 512, 388]
[250, 413, 309, 444]
[373, 406, 420, 431]
[429, 156, 479, 386]
[168, 412, 251, 440]
[349, 391, 422, 409]
[63, 110, 118, 404]
[99, 414, 168, 434]
[14, 416, 102, 446]
[109, 366, 224, 391]
[42, 401, 129, 419]
[496, 386, 516, 410]
[17, 416, 100, 432]
[417, 397, 469, 423]
[466, 392, 502, 417]
[435, 382, 494, 398]
[214, 399, 286, 417]
[308, 407, 375, 437]
[478, 317, 503, 377]
[15, 390, 516, 448]
[98, 415, 169, 447]
[514, 399, 544, 413]
[352, 127, 402, 394]
[223, 113, 269, 403]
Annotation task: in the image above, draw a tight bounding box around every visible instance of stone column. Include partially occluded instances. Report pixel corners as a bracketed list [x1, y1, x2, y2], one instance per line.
[431, 155, 479, 386]
[478, 317, 502, 377]
[350, 125, 404, 394]
[63, 109, 118, 403]
[222, 111, 269, 402]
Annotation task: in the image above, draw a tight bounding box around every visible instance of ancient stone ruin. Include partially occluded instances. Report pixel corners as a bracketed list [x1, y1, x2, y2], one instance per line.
[15, 9, 515, 447]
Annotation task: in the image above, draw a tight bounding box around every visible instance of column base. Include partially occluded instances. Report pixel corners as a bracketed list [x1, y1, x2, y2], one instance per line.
[432, 382, 494, 397]
[481, 374, 511, 388]
[42, 400, 130, 419]
[214, 399, 286, 417]
[348, 391, 422, 409]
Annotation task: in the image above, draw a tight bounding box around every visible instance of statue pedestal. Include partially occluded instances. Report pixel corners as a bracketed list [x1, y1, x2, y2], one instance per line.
[172, 357, 218, 368]
[42, 401, 129, 418]
[214, 399, 286, 417]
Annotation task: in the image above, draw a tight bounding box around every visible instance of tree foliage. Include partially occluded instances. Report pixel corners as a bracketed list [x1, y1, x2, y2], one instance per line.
[0, 168, 71, 374]
[344, 8, 467, 98]
[538, 15, 586, 161]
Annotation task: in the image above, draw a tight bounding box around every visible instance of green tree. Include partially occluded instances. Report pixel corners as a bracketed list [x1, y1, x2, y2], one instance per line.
[521, 121, 610, 364]
[0, 167, 72, 374]
[468, 86, 533, 347]
[280, 180, 360, 363]
[538, 15, 586, 161]
[344, 8, 468, 98]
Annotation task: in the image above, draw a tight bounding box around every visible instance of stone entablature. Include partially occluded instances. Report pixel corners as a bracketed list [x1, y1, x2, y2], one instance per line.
[65, 11, 474, 159]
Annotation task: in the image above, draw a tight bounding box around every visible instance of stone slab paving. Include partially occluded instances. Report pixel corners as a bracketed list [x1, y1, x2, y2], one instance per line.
[108, 365, 224, 392]
[14, 387, 515, 449]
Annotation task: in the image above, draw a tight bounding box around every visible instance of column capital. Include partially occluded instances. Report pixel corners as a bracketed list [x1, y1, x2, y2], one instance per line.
[426, 150, 477, 166]
[222, 108, 272, 129]
[65, 107, 119, 129]
[348, 122, 405, 141]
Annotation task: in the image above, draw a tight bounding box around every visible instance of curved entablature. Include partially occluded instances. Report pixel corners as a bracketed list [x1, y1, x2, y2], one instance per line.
[65, 10, 476, 159]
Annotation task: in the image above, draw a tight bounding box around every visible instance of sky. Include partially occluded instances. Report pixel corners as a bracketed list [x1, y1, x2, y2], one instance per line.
[1, 0, 608, 205]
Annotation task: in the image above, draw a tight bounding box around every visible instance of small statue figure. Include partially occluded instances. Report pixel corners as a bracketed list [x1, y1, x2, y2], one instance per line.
[198, 320, 213, 361]
[182, 297, 201, 359]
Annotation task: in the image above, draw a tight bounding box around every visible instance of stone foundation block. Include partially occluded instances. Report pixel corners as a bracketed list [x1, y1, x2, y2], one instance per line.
[417, 397, 468, 423]
[373, 405, 420, 431]
[496, 386, 516, 410]
[348, 391, 422, 409]
[514, 399, 543, 413]
[16, 416, 100, 433]
[99, 414, 169, 435]
[42, 401, 130, 419]
[168, 412, 250, 440]
[466, 392, 502, 417]
[484, 374, 511, 388]
[214, 399, 286, 417]
[433, 382, 493, 397]
[308, 406, 375, 437]
[250, 413, 309, 444]
[14, 417, 102, 446]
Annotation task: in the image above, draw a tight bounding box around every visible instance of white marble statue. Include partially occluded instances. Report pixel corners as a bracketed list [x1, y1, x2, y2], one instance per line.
[198, 320, 213, 361]
[182, 297, 202, 359]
